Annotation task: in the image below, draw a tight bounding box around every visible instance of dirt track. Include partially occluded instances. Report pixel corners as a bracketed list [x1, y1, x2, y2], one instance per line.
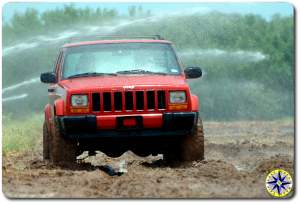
[3, 121, 294, 198]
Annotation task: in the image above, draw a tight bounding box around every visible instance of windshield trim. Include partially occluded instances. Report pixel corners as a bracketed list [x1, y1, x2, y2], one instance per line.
[60, 42, 183, 80]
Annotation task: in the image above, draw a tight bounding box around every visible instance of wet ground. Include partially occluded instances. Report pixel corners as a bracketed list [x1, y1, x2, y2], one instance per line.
[2, 120, 294, 198]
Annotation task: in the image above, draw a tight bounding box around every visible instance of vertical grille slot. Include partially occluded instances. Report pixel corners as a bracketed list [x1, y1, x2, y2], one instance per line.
[103, 92, 111, 111]
[147, 91, 155, 110]
[92, 93, 100, 111]
[157, 91, 166, 109]
[136, 91, 144, 110]
[114, 92, 122, 111]
[125, 92, 133, 110]
[94, 90, 166, 113]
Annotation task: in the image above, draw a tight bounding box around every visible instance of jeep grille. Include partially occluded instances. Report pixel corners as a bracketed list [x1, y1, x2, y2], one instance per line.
[91, 90, 166, 113]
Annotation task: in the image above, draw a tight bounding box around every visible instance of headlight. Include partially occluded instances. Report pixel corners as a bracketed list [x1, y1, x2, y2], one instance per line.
[170, 91, 186, 103]
[71, 94, 88, 107]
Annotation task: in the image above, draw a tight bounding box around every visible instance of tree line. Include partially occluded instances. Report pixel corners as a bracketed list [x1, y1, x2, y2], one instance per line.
[3, 4, 151, 45]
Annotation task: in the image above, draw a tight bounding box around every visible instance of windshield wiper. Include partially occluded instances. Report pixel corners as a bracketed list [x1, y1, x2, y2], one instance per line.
[67, 72, 117, 79]
[116, 69, 167, 75]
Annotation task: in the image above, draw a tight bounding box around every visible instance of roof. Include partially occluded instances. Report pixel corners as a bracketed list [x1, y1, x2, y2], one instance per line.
[63, 39, 172, 48]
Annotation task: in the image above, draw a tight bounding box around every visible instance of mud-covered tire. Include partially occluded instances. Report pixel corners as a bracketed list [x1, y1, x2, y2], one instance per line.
[180, 119, 204, 161]
[164, 118, 204, 163]
[49, 118, 77, 165]
[43, 122, 50, 160]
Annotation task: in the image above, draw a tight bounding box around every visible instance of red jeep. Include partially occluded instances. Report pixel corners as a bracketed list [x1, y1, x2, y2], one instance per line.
[41, 36, 204, 165]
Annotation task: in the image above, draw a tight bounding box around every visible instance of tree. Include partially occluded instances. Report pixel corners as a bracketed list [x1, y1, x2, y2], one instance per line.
[128, 6, 136, 17]
[11, 9, 42, 36]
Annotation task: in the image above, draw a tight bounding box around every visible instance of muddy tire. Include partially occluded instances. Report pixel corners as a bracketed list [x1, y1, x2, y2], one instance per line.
[43, 122, 50, 160]
[164, 118, 204, 163]
[49, 118, 77, 165]
[180, 119, 204, 161]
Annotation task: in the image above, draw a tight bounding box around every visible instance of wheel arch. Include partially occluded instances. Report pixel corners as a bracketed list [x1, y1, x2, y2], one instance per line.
[54, 98, 65, 116]
[44, 98, 65, 126]
[191, 94, 199, 112]
[44, 104, 52, 123]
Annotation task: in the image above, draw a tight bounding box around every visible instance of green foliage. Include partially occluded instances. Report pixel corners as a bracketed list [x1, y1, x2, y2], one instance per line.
[117, 12, 294, 90]
[190, 78, 294, 120]
[2, 114, 43, 153]
[3, 4, 119, 46]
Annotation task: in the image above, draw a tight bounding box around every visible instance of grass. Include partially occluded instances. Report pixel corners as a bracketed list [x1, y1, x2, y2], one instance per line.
[2, 114, 43, 155]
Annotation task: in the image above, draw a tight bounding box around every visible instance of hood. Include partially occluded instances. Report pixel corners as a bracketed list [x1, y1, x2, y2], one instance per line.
[59, 75, 187, 91]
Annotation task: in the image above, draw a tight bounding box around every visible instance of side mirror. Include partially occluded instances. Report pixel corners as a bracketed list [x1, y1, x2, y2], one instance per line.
[40, 72, 57, 83]
[184, 67, 202, 79]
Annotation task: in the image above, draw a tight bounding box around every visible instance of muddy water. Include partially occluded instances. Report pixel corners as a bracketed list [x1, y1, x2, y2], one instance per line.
[2, 121, 294, 198]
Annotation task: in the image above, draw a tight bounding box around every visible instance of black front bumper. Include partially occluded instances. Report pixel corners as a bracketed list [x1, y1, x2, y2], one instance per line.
[57, 112, 198, 140]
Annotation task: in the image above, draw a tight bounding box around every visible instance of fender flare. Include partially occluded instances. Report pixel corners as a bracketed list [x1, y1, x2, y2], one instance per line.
[191, 94, 199, 112]
[44, 104, 52, 122]
[54, 99, 65, 116]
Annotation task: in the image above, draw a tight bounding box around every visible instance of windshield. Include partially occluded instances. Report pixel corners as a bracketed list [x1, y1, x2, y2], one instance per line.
[62, 43, 181, 78]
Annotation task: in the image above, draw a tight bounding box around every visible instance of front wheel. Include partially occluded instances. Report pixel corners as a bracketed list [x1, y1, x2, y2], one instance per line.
[180, 119, 204, 161]
[49, 118, 77, 165]
[164, 118, 204, 162]
[43, 122, 50, 160]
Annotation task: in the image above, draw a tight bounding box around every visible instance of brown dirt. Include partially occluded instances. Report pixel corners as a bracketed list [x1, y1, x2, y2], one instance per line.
[2, 121, 294, 198]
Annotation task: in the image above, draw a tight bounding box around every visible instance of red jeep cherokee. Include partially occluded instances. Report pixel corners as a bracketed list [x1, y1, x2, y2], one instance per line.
[41, 36, 204, 165]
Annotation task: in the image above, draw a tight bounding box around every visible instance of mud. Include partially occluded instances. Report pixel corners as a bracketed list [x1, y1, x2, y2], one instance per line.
[2, 121, 294, 198]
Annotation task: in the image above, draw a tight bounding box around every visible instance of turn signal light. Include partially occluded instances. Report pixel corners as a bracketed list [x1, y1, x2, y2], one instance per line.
[168, 104, 188, 110]
[70, 107, 89, 113]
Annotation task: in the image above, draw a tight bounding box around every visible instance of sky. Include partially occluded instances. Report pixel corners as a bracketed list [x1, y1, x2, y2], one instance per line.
[2, 2, 294, 23]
